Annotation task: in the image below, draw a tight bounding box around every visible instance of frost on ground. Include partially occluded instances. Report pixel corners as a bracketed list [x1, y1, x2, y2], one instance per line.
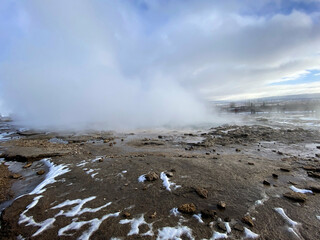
[138, 174, 146, 182]
[193, 213, 204, 223]
[119, 214, 153, 236]
[243, 227, 259, 239]
[274, 208, 301, 238]
[208, 231, 228, 239]
[160, 172, 180, 191]
[156, 225, 194, 240]
[290, 186, 313, 194]
[170, 208, 180, 217]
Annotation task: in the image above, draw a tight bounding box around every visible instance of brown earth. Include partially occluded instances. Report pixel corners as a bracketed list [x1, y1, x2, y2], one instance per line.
[0, 124, 320, 239]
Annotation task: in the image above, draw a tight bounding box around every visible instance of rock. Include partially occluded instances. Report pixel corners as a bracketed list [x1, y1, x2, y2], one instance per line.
[308, 171, 320, 178]
[103, 139, 110, 143]
[178, 203, 196, 214]
[206, 152, 210, 155]
[165, 172, 174, 178]
[272, 173, 278, 178]
[158, 135, 163, 139]
[195, 187, 208, 198]
[37, 170, 45, 175]
[316, 154, 320, 158]
[277, 151, 283, 155]
[236, 148, 241, 152]
[289, 181, 297, 185]
[317, 146, 320, 149]
[263, 180, 271, 186]
[248, 162, 254, 165]
[242, 215, 254, 227]
[150, 212, 157, 219]
[302, 166, 320, 171]
[308, 183, 320, 193]
[283, 192, 307, 202]
[109, 143, 113, 146]
[280, 168, 290, 172]
[23, 162, 32, 168]
[123, 212, 131, 218]
[224, 217, 231, 222]
[233, 223, 244, 232]
[145, 172, 159, 181]
[217, 201, 226, 209]
[217, 222, 227, 231]
[10, 174, 22, 179]
[98, 158, 104, 162]
[201, 209, 216, 219]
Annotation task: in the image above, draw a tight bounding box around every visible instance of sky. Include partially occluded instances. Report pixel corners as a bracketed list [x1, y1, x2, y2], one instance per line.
[0, 0, 320, 128]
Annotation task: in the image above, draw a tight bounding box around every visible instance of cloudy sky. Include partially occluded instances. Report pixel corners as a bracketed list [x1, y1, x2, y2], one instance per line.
[0, 0, 320, 128]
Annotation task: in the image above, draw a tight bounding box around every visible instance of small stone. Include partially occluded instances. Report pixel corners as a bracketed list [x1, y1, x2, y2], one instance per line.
[37, 170, 45, 175]
[242, 215, 254, 227]
[195, 187, 208, 199]
[150, 212, 157, 219]
[98, 158, 104, 162]
[280, 168, 290, 172]
[145, 172, 159, 181]
[123, 212, 131, 218]
[289, 181, 297, 185]
[11, 174, 22, 179]
[121, 139, 124, 141]
[158, 135, 163, 139]
[307, 171, 320, 178]
[109, 143, 113, 146]
[248, 162, 254, 165]
[233, 223, 244, 232]
[206, 152, 210, 155]
[283, 191, 307, 202]
[178, 203, 196, 214]
[201, 209, 216, 219]
[23, 162, 32, 168]
[263, 180, 271, 186]
[277, 151, 283, 155]
[103, 139, 110, 143]
[272, 173, 278, 178]
[217, 222, 227, 231]
[217, 201, 226, 209]
[165, 172, 174, 178]
[236, 149, 241, 152]
[224, 217, 231, 222]
[316, 154, 320, 158]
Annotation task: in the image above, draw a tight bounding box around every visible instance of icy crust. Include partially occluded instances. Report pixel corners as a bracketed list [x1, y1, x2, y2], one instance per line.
[59, 212, 120, 240]
[243, 227, 259, 239]
[119, 214, 154, 236]
[290, 186, 313, 194]
[29, 158, 70, 195]
[156, 225, 194, 240]
[274, 207, 301, 238]
[160, 172, 181, 191]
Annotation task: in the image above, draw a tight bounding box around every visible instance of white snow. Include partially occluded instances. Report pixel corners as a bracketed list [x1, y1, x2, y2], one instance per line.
[243, 227, 259, 239]
[86, 169, 94, 174]
[138, 174, 146, 182]
[210, 232, 228, 239]
[274, 208, 298, 227]
[19, 195, 56, 237]
[156, 225, 194, 240]
[122, 170, 127, 173]
[290, 185, 313, 194]
[170, 208, 180, 216]
[160, 172, 181, 191]
[119, 214, 153, 236]
[225, 222, 231, 234]
[76, 160, 88, 167]
[91, 156, 103, 162]
[59, 212, 120, 240]
[317, 216, 320, 221]
[193, 214, 204, 223]
[52, 196, 112, 217]
[91, 173, 98, 178]
[29, 159, 70, 195]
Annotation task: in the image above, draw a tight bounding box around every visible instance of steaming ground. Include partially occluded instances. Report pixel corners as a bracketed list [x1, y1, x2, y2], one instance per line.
[1, 114, 320, 239]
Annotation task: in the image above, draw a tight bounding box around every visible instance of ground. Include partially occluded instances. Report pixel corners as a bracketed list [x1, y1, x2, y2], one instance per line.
[0, 122, 320, 240]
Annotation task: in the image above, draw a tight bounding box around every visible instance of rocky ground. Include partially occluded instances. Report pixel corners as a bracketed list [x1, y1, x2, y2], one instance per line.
[0, 120, 320, 240]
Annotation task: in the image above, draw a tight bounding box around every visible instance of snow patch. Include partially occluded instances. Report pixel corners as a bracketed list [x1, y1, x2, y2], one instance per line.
[59, 212, 120, 240]
[243, 227, 259, 239]
[119, 214, 153, 236]
[170, 208, 180, 216]
[160, 172, 180, 191]
[138, 174, 146, 182]
[290, 186, 313, 194]
[29, 159, 70, 195]
[156, 225, 194, 240]
[274, 208, 298, 227]
[193, 213, 204, 223]
[225, 222, 231, 234]
[317, 216, 320, 221]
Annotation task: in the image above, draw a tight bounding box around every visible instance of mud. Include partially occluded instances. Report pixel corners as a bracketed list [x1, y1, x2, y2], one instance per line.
[0, 120, 320, 239]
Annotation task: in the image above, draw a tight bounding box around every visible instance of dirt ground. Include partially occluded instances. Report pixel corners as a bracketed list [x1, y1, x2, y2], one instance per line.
[1, 123, 320, 240]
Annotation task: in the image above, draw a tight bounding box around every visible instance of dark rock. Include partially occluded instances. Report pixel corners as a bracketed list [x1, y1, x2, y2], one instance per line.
[178, 203, 196, 214]
[303, 166, 320, 172]
[280, 168, 290, 172]
[242, 215, 254, 227]
[308, 183, 320, 193]
[149, 212, 157, 219]
[236, 149, 241, 152]
[217, 201, 226, 209]
[316, 154, 320, 158]
[195, 187, 208, 199]
[201, 209, 216, 219]
[277, 151, 283, 155]
[272, 173, 278, 178]
[217, 222, 227, 231]
[283, 191, 307, 202]
[158, 135, 163, 139]
[37, 170, 45, 175]
[98, 158, 104, 162]
[263, 180, 271, 186]
[165, 172, 174, 178]
[224, 217, 231, 222]
[145, 172, 159, 181]
[308, 171, 320, 178]
[233, 223, 244, 232]
[248, 162, 254, 165]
